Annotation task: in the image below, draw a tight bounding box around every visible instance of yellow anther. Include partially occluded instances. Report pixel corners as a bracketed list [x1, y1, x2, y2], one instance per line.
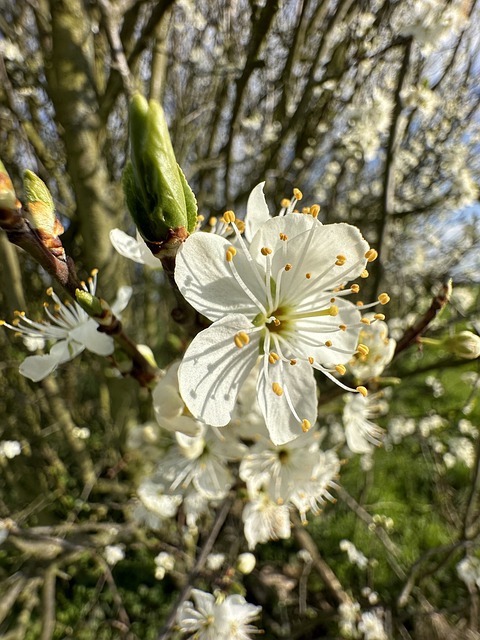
[281, 198, 291, 208]
[290, 359, 297, 365]
[261, 247, 272, 256]
[196, 214, 205, 222]
[310, 204, 320, 218]
[301, 419, 311, 433]
[226, 246, 237, 262]
[356, 301, 364, 307]
[329, 305, 339, 316]
[365, 249, 378, 262]
[293, 188, 303, 201]
[54, 303, 61, 312]
[302, 207, 310, 214]
[222, 210, 235, 224]
[209, 216, 217, 226]
[308, 356, 314, 364]
[12, 319, 20, 326]
[360, 269, 369, 278]
[339, 324, 347, 331]
[351, 284, 360, 294]
[234, 331, 250, 348]
[273, 318, 281, 327]
[268, 352, 280, 364]
[325, 340, 332, 347]
[46, 287, 53, 296]
[43, 302, 48, 308]
[335, 364, 346, 375]
[80, 281, 86, 288]
[90, 268, 99, 277]
[357, 343, 369, 356]
[378, 293, 390, 305]
[0, 320, 4, 326]
[335, 254, 347, 266]
[305, 273, 312, 279]
[279, 233, 288, 241]
[356, 386, 368, 397]
[374, 313, 385, 320]
[285, 263, 293, 271]
[235, 220, 245, 233]
[14, 331, 21, 337]
[272, 382, 284, 396]
[13, 310, 25, 317]
[361, 317, 371, 325]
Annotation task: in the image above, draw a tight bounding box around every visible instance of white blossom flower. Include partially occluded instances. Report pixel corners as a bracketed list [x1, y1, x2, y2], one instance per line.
[175, 186, 382, 445]
[242, 493, 291, 549]
[338, 600, 361, 638]
[110, 228, 161, 267]
[0, 440, 22, 459]
[154, 551, 175, 580]
[0, 520, 11, 545]
[1, 272, 132, 382]
[339, 539, 368, 570]
[399, 0, 465, 54]
[343, 393, 385, 455]
[104, 544, 125, 566]
[133, 479, 183, 529]
[156, 425, 247, 500]
[177, 589, 262, 640]
[457, 556, 480, 589]
[289, 449, 340, 523]
[239, 429, 322, 502]
[152, 361, 202, 436]
[358, 610, 388, 640]
[348, 314, 396, 381]
[206, 553, 225, 571]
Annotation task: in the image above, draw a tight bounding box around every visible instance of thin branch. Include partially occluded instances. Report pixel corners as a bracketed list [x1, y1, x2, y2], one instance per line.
[394, 280, 451, 357]
[156, 495, 233, 640]
[292, 513, 352, 606]
[336, 486, 406, 580]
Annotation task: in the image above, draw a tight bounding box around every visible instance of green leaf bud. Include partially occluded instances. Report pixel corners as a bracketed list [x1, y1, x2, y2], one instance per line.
[0, 160, 18, 210]
[23, 170, 58, 234]
[125, 94, 197, 243]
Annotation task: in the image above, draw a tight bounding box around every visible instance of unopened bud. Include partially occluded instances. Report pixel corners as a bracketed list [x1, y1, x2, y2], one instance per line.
[442, 331, 480, 360]
[124, 94, 197, 244]
[236, 552, 256, 575]
[75, 289, 103, 317]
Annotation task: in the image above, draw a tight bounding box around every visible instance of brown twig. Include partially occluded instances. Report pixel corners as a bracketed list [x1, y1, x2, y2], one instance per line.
[0, 201, 158, 386]
[156, 494, 233, 640]
[292, 513, 352, 606]
[393, 280, 452, 357]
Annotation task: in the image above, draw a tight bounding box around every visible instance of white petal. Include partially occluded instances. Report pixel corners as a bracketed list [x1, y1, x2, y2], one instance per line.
[111, 285, 133, 315]
[249, 214, 319, 267]
[276, 223, 369, 305]
[49, 339, 84, 363]
[294, 298, 362, 365]
[19, 354, 60, 381]
[244, 182, 271, 242]
[257, 358, 318, 445]
[109, 228, 160, 268]
[175, 232, 265, 322]
[178, 314, 260, 427]
[69, 320, 114, 356]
